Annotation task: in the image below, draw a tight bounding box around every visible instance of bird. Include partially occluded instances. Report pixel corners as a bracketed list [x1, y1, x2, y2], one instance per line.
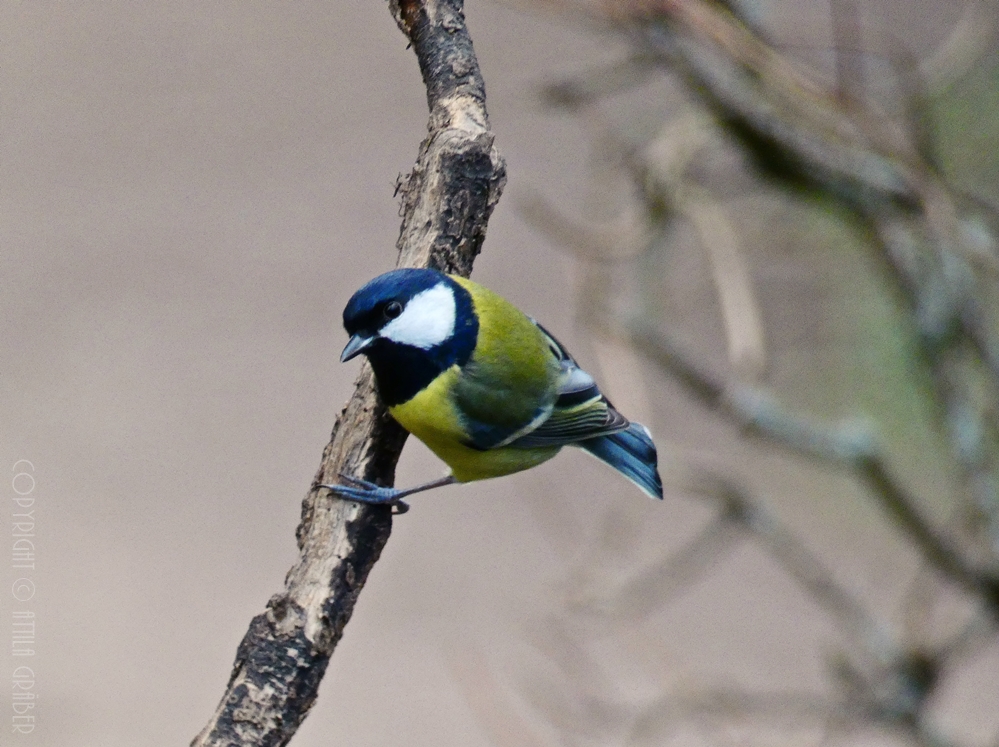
[320, 267, 662, 510]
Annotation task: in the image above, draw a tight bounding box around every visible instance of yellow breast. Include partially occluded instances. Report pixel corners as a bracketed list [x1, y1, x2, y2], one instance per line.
[389, 365, 560, 482]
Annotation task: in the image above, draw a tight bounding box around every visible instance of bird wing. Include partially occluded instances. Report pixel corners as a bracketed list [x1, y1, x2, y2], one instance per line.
[448, 284, 562, 451]
[504, 322, 630, 449]
[447, 274, 628, 452]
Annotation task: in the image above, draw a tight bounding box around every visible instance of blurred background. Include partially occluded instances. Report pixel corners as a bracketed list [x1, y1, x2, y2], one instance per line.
[2, 1, 999, 745]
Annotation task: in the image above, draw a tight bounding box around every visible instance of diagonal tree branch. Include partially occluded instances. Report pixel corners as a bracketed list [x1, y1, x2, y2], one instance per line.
[192, 2, 506, 745]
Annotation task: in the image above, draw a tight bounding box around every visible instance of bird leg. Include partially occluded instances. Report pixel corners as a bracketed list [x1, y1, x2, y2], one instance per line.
[318, 473, 457, 513]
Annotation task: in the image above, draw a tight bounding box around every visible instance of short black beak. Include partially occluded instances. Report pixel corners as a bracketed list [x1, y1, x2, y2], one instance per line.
[340, 333, 375, 362]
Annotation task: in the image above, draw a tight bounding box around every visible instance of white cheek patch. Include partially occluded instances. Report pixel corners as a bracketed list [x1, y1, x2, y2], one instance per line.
[381, 283, 457, 349]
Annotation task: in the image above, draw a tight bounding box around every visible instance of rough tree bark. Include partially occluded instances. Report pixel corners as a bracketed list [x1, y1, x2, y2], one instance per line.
[191, 2, 506, 745]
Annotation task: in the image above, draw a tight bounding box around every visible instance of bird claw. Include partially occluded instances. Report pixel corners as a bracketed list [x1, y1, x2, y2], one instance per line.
[336, 473, 376, 489]
[317, 475, 409, 514]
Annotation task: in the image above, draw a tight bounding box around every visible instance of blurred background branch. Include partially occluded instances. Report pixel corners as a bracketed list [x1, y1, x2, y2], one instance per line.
[450, 1, 999, 746]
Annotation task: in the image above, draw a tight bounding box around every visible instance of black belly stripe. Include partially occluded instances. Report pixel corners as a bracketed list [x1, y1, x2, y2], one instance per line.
[366, 343, 449, 406]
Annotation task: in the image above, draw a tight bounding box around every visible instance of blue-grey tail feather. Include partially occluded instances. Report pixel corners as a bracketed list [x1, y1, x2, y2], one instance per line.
[577, 423, 663, 499]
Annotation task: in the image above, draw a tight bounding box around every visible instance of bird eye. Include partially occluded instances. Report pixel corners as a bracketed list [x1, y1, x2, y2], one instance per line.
[384, 301, 403, 319]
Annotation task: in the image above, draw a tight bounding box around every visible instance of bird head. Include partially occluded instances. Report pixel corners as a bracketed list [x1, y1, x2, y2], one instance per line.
[341, 268, 461, 360]
[340, 269, 477, 404]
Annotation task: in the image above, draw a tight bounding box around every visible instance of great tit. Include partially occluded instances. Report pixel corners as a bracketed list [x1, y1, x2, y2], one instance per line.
[321, 268, 663, 508]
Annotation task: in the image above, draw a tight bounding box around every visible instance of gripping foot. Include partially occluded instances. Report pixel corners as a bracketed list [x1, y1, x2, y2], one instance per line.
[318, 473, 457, 513]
